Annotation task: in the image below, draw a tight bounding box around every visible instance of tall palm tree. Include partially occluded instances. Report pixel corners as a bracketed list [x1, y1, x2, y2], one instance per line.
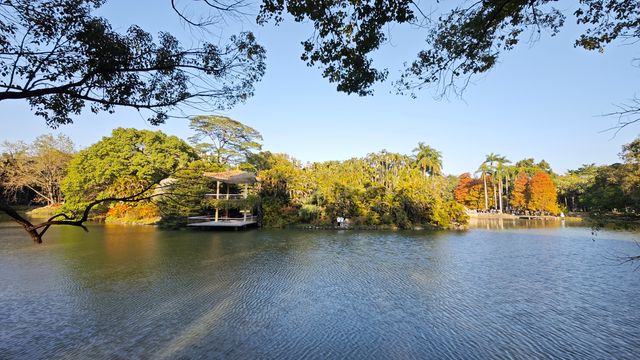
[503, 164, 518, 211]
[494, 157, 511, 212]
[413, 142, 442, 176]
[475, 162, 490, 210]
[484, 153, 500, 209]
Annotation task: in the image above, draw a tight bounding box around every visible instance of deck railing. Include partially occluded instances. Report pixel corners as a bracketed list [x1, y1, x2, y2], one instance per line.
[204, 193, 246, 200]
[187, 215, 257, 223]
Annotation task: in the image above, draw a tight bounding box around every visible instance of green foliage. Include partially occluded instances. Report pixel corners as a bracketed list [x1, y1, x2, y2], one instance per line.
[620, 137, 640, 165]
[153, 159, 224, 226]
[557, 138, 640, 215]
[260, 196, 298, 228]
[556, 164, 598, 211]
[413, 142, 443, 176]
[258, 0, 634, 96]
[258, 0, 412, 95]
[298, 204, 322, 224]
[256, 149, 468, 229]
[0, 0, 266, 126]
[581, 164, 638, 213]
[208, 195, 260, 211]
[429, 200, 469, 229]
[514, 158, 554, 176]
[61, 128, 197, 217]
[188, 116, 263, 165]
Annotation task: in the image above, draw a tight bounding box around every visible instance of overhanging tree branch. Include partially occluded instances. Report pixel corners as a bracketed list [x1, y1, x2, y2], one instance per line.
[0, 180, 169, 243]
[0, 0, 266, 127]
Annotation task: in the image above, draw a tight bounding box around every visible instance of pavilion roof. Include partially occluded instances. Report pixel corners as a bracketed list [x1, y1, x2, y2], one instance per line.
[203, 169, 257, 184]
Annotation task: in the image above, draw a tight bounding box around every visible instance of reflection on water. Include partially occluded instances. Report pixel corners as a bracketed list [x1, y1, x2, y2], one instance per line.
[470, 217, 640, 233]
[469, 217, 583, 230]
[1, 223, 639, 359]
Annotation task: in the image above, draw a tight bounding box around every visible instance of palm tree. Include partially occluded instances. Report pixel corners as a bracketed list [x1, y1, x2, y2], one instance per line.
[413, 142, 442, 176]
[475, 162, 490, 210]
[494, 157, 511, 212]
[484, 153, 500, 209]
[502, 164, 518, 212]
[483, 153, 511, 213]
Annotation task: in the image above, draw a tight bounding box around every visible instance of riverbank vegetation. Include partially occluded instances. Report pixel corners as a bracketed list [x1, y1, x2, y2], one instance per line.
[3, 119, 639, 234]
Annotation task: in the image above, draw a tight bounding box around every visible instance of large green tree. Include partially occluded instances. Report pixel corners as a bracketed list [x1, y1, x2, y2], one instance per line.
[61, 128, 198, 214]
[556, 164, 598, 211]
[188, 115, 263, 166]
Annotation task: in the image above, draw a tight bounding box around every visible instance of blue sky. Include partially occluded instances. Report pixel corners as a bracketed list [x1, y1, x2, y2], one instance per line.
[1, 1, 638, 175]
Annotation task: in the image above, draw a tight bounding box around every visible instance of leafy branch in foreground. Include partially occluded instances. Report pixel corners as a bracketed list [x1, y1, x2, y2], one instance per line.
[256, 0, 638, 101]
[0, 0, 266, 127]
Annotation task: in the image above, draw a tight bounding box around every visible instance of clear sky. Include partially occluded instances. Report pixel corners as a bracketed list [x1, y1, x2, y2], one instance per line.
[1, 0, 638, 175]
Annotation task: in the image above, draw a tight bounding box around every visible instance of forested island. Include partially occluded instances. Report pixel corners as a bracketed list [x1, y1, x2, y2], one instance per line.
[2, 116, 639, 238]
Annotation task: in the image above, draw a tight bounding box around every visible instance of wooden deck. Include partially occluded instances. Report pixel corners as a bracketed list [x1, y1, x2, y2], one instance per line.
[187, 216, 257, 229]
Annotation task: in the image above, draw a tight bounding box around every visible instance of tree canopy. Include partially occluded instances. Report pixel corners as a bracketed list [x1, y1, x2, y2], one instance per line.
[257, 0, 639, 99]
[0, 0, 266, 126]
[61, 127, 197, 213]
[413, 142, 442, 176]
[188, 115, 263, 166]
[1, 134, 75, 205]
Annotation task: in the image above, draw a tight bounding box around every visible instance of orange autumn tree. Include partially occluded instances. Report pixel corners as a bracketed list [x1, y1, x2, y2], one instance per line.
[454, 173, 473, 204]
[467, 181, 485, 209]
[527, 171, 560, 214]
[453, 173, 490, 209]
[510, 172, 529, 210]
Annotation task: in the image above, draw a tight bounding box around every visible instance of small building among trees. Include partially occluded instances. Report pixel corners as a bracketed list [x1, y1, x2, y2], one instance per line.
[188, 170, 259, 229]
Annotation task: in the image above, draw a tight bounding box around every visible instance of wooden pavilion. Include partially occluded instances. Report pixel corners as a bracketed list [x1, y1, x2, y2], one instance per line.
[187, 169, 258, 229]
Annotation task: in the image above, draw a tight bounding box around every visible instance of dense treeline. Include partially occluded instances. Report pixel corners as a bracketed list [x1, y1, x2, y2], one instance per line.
[451, 140, 640, 219]
[556, 138, 640, 216]
[2, 118, 639, 228]
[254, 151, 467, 229]
[454, 157, 560, 215]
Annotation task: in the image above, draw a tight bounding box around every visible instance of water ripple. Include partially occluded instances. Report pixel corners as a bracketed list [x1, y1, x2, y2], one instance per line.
[1, 226, 639, 359]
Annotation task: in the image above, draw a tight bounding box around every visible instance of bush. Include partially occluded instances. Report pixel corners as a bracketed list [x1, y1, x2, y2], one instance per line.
[106, 202, 160, 224]
[298, 204, 322, 223]
[260, 197, 298, 228]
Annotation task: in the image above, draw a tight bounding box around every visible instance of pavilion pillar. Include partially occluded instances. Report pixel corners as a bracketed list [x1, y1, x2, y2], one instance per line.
[214, 181, 220, 222]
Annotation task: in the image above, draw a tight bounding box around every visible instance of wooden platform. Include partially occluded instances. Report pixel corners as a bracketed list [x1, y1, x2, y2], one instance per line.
[518, 215, 558, 220]
[187, 216, 257, 229]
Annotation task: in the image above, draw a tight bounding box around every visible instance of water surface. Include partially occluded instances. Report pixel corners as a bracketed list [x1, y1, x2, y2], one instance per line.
[1, 221, 639, 359]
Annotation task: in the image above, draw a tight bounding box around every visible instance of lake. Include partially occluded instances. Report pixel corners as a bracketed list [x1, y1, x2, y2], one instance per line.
[1, 220, 639, 359]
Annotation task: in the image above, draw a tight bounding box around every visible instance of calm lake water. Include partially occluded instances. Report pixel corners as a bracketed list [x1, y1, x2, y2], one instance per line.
[1, 219, 639, 359]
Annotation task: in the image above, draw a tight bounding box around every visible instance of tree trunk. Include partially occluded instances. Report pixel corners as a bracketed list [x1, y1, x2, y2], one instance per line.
[504, 176, 510, 212]
[498, 178, 503, 213]
[483, 173, 488, 210]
